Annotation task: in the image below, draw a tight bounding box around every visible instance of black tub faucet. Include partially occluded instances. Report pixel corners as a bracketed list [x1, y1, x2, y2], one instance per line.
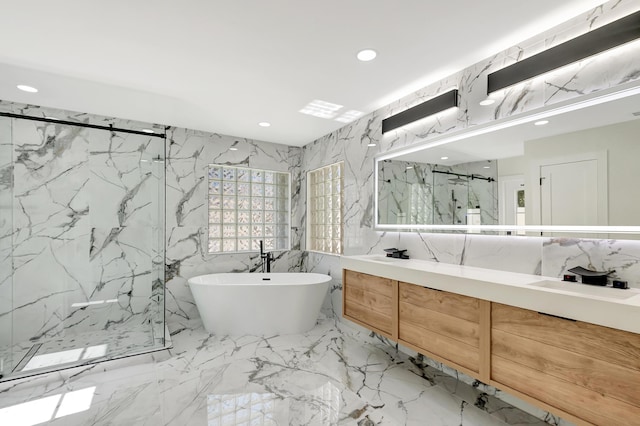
[259, 240, 273, 272]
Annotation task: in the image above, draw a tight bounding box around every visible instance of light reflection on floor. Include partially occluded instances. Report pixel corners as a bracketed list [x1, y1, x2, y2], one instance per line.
[207, 382, 341, 426]
[0, 386, 96, 426]
[22, 344, 108, 371]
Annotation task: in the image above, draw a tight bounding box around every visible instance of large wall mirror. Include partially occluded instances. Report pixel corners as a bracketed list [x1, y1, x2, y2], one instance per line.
[375, 83, 640, 237]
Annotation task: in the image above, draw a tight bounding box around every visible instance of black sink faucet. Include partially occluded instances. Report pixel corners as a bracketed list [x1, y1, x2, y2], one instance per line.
[259, 240, 273, 273]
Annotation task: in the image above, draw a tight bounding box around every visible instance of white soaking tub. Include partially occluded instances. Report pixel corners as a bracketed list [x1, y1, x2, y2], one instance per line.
[187, 273, 331, 335]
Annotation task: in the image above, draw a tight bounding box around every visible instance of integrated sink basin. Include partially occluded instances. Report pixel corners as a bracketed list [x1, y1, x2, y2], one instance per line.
[530, 280, 640, 300]
[367, 255, 397, 263]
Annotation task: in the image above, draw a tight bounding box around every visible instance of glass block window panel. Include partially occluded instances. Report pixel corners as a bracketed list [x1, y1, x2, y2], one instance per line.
[208, 165, 290, 253]
[307, 162, 343, 255]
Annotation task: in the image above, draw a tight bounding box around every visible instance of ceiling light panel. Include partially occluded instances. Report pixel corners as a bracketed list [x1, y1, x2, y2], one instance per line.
[299, 100, 343, 119]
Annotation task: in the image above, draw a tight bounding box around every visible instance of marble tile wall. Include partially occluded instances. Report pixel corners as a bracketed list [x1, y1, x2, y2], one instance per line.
[0, 104, 166, 361]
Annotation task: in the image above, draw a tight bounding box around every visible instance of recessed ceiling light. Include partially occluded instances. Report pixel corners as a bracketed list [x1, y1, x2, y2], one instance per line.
[45, 116, 59, 120]
[17, 84, 38, 93]
[258, 122, 271, 127]
[406, 166, 413, 170]
[534, 120, 549, 126]
[367, 143, 376, 147]
[142, 129, 155, 134]
[479, 99, 496, 106]
[356, 49, 377, 62]
[483, 166, 491, 169]
[441, 156, 449, 160]
[229, 147, 238, 151]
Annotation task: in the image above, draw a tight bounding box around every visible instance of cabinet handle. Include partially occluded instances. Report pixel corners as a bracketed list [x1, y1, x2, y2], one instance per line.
[537, 311, 576, 322]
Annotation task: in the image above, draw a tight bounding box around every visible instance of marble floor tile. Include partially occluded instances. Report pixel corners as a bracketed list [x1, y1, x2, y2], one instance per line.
[1, 321, 162, 380]
[0, 317, 555, 425]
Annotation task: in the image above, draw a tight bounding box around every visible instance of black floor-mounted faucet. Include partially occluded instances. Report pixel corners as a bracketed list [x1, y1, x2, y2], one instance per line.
[259, 240, 273, 272]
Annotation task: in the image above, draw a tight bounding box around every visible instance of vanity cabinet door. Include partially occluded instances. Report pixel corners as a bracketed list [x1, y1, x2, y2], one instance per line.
[342, 270, 397, 339]
[398, 282, 481, 376]
[491, 303, 640, 426]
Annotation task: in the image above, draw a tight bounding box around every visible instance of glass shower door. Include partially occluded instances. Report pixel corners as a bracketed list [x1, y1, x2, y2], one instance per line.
[0, 114, 166, 380]
[0, 117, 13, 378]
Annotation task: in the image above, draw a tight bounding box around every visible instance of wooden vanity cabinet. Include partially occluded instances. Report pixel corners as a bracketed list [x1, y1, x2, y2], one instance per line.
[491, 303, 640, 426]
[342, 270, 398, 339]
[398, 282, 489, 379]
[342, 268, 640, 425]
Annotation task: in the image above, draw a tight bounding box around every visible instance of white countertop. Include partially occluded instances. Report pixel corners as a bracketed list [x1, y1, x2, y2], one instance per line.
[341, 255, 640, 335]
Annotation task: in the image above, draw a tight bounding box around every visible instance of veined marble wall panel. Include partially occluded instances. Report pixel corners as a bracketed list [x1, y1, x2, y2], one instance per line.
[10, 118, 91, 343]
[11, 119, 90, 233]
[542, 237, 640, 287]
[338, 115, 401, 256]
[305, 251, 342, 317]
[12, 226, 90, 342]
[89, 226, 153, 326]
[89, 130, 163, 228]
[288, 146, 304, 254]
[1, 104, 165, 351]
[164, 128, 304, 329]
[0, 118, 13, 354]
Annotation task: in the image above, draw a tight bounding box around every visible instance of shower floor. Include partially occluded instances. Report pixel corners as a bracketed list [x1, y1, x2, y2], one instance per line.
[0, 321, 161, 380]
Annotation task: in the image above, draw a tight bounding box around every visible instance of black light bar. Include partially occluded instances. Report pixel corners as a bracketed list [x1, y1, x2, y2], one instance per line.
[487, 10, 640, 94]
[382, 89, 458, 134]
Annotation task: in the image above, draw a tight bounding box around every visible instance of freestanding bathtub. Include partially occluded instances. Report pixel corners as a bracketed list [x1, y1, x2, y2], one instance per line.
[188, 273, 331, 335]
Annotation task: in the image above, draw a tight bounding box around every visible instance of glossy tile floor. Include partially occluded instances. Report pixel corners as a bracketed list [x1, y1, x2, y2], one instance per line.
[0, 322, 159, 380]
[0, 317, 556, 425]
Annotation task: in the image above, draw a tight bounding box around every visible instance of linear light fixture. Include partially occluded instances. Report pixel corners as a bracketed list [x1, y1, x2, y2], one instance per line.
[488, 10, 640, 94]
[382, 89, 458, 134]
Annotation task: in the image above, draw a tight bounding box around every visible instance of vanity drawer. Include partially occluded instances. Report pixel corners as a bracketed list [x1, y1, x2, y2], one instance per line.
[343, 270, 397, 338]
[491, 303, 640, 425]
[398, 282, 481, 374]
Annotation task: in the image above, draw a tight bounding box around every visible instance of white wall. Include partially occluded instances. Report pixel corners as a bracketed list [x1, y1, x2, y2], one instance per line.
[523, 119, 640, 226]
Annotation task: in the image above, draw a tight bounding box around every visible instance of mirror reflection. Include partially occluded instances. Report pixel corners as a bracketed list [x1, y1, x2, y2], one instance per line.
[376, 89, 640, 233]
[378, 159, 498, 226]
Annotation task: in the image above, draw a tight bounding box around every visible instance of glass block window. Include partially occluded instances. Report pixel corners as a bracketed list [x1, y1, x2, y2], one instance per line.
[208, 165, 290, 253]
[307, 162, 343, 255]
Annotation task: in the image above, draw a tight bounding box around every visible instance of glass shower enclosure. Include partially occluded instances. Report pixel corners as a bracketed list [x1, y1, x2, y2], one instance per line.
[0, 112, 166, 380]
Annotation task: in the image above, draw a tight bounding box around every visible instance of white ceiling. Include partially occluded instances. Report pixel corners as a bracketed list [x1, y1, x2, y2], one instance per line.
[0, 0, 606, 146]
